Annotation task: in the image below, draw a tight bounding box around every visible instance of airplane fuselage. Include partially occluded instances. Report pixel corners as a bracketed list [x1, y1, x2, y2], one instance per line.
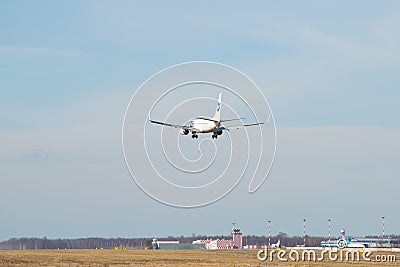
[188, 118, 220, 133]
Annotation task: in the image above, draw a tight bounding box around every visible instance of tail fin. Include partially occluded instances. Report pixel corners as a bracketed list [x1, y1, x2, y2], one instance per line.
[212, 93, 221, 122]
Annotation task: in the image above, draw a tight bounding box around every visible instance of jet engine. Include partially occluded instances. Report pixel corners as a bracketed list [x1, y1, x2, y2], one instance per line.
[179, 128, 189, 135]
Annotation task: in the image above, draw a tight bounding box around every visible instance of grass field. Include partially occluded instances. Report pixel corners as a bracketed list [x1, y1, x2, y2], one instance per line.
[0, 249, 399, 267]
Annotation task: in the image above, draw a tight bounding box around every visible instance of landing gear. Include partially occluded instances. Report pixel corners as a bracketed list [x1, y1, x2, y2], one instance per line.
[192, 133, 198, 139]
[213, 129, 222, 139]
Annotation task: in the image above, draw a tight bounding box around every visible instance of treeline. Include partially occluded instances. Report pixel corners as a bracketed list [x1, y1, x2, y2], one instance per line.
[1, 233, 399, 250]
[0, 234, 321, 250]
[0, 237, 150, 250]
[243, 232, 325, 247]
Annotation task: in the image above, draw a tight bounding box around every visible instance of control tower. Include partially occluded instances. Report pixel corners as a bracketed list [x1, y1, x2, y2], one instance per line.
[232, 227, 243, 249]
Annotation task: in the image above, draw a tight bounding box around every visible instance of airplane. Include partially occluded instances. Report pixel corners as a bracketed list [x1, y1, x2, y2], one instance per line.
[149, 93, 263, 139]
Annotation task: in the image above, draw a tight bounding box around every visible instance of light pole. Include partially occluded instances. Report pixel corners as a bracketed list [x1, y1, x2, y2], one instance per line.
[382, 216, 385, 245]
[303, 219, 306, 247]
[267, 220, 271, 247]
[328, 219, 331, 248]
[232, 222, 235, 241]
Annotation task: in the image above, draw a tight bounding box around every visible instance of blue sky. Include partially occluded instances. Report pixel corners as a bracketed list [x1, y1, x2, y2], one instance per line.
[1, 1, 399, 241]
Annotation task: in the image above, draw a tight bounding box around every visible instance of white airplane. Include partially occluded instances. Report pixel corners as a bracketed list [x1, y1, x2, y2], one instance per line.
[149, 93, 263, 139]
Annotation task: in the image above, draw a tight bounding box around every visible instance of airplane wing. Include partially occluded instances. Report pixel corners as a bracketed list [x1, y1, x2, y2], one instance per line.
[149, 119, 202, 132]
[220, 118, 245, 122]
[149, 119, 188, 129]
[223, 122, 264, 130]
